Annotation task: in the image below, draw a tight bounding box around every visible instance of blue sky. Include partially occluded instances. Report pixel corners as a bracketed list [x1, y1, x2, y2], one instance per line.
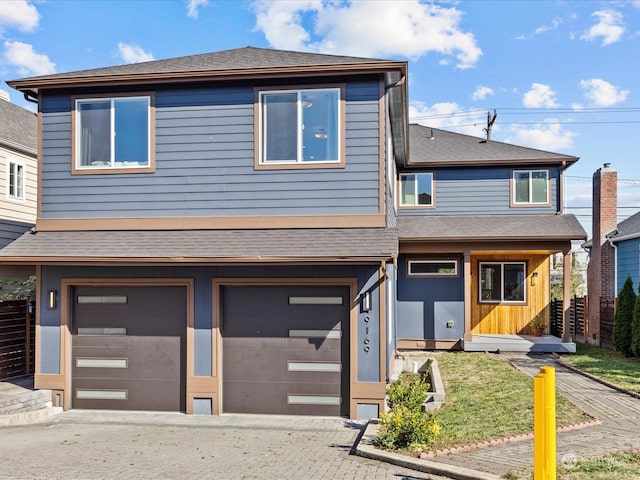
[1, 0, 639, 236]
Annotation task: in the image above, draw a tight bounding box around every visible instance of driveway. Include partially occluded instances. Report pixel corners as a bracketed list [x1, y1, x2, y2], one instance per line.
[0, 411, 446, 479]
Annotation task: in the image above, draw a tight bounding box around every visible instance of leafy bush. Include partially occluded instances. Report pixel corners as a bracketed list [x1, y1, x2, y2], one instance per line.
[632, 288, 640, 357]
[613, 276, 636, 357]
[374, 371, 441, 452]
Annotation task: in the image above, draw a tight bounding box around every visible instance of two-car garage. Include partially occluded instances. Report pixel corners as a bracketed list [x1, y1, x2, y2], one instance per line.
[69, 283, 350, 416]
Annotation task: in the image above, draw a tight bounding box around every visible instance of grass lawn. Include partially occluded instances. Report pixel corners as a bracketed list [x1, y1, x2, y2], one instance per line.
[423, 352, 592, 450]
[505, 452, 640, 479]
[559, 342, 640, 393]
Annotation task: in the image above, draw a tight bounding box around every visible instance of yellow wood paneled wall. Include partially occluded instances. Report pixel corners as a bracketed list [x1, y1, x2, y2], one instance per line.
[471, 254, 550, 334]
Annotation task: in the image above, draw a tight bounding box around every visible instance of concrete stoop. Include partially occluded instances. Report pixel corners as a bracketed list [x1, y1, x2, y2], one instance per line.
[0, 378, 63, 427]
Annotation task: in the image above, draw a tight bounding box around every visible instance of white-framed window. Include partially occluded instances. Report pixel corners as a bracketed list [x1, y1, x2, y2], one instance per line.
[257, 88, 341, 165]
[408, 259, 458, 277]
[400, 172, 433, 207]
[479, 262, 526, 303]
[513, 169, 549, 205]
[7, 160, 24, 201]
[74, 95, 152, 172]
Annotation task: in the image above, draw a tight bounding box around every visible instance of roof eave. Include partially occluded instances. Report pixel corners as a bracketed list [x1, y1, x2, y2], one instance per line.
[7, 61, 408, 94]
[404, 157, 579, 168]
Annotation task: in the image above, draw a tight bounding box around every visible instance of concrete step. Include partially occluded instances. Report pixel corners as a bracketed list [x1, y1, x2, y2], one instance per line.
[0, 377, 62, 426]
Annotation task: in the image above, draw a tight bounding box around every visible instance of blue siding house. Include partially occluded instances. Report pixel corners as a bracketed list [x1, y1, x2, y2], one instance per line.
[1, 47, 586, 418]
[610, 212, 640, 294]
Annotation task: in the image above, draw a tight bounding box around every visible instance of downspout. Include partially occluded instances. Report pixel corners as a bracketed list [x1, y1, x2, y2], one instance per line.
[607, 230, 619, 296]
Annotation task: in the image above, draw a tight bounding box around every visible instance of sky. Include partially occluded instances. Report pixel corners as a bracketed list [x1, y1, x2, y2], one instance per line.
[1, 0, 639, 238]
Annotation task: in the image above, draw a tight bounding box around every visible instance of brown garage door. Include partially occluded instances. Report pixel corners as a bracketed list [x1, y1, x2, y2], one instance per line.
[71, 285, 187, 411]
[222, 285, 349, 416]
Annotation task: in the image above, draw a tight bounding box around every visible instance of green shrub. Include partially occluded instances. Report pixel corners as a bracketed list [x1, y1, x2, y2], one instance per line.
[374, 371, 441, 452]
[613, 276, 636, 357]
[386, 372, 430, 411]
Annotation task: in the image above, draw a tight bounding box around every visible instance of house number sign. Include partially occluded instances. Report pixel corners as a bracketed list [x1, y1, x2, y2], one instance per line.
[363, 315, 370, 353]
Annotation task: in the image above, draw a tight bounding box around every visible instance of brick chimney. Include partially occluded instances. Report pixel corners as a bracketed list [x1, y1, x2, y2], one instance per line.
[586, 163, 617, 345]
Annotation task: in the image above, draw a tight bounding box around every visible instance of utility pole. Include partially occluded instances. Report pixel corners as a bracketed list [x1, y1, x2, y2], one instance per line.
[484, 109, 497, 141]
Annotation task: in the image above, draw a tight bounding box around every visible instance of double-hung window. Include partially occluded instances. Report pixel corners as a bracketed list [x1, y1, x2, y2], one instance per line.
[513, 170, 549, 205]
[479, 262, 526, 303]
[74, 95, 153, 173]
[258, 87, 342, 166]
[400, 172, 433, 207]
[7, 160, 24, 201]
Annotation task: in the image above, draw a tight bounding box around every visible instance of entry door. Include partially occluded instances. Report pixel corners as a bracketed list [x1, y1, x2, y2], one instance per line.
[71, 285, 187, 411]
[222, 285, 350, 416]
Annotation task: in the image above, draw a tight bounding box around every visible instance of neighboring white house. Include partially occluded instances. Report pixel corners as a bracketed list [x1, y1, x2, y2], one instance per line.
[0, 89, 37, 292]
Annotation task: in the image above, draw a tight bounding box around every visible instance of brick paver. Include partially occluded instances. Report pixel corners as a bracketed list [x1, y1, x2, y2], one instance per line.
[0, 413, 446, 479]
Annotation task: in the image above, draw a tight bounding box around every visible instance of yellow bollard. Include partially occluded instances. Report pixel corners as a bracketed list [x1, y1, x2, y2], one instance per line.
[534, 366, 556, 480]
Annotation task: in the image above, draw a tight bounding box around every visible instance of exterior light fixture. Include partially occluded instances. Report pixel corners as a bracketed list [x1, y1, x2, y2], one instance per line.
[48, 290, 57, 309]
[360, 291, 371, 312]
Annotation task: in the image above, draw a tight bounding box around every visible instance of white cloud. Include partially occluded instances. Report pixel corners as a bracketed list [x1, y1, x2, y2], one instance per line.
[117, 42, 154, 64]
[409, 101, 487, 137]
[0, 0, 39, 34]
[471, 85, 494, 101]
[252, 0, 482, 69]
[3, 40, 55, 76]
[504, 121, 577, 151]
[185, 0, 209, 19]
[580, 9, 625, 46]
[579, 78, 629, 107]
[522, 83, 559, 108]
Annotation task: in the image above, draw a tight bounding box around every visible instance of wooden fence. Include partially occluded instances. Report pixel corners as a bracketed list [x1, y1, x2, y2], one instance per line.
[550, 296, 585, 340]
[0, 299, 35, 380]
[599, 298, 616, 349]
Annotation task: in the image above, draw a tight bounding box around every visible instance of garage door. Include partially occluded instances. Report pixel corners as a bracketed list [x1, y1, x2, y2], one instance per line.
[71, 285, 187, 411]
[222, 285, 349, 416]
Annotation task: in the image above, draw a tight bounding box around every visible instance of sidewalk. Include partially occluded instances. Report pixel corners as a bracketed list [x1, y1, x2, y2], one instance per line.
[357, 352, 640, 478]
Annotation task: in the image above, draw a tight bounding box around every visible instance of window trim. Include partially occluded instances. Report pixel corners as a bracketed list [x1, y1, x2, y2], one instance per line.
[71, 92, 156, 175]
[398, 172, 435, 208]
[511, 169, 550, 207]
[254, 84, 346, 170]
[7, 159, 25, 201]
[407, 259, 459, 278]
[478, 261, 527, 304]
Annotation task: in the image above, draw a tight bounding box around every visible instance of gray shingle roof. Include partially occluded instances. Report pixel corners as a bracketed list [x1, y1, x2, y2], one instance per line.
[7, 46, 406, 94]
[0, 98, 37, 153]
[0, 228, 398, 263]
[398, 214, 586, 241]
[409, 124, 578, 166]
[609, 210, 640, 242]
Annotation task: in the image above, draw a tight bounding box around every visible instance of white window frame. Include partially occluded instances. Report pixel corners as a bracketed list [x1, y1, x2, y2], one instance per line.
[74, 95, 152, 172]
[479, 261, 527, 304]
[408, 259, 458, 277]
[7, 159, 25, 201]
[399, 172, 434, 207]
[512, 169, 549, 205]
[257, 87, 342, 166]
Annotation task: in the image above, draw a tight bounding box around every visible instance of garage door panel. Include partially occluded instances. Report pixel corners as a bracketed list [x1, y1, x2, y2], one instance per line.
[222, 285, 349, 416]
[72, 286, 187, 412]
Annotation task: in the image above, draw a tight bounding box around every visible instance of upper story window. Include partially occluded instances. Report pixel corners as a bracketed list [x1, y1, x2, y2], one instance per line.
[408, 259, 458, 277]
[513, 169, 549, 205]
[7, 160, 24, 201]
[73, 95, 154, 174]
[479, 262, 526, 303]
[257, 87, 343, 168]
[400, 172, 433, 207]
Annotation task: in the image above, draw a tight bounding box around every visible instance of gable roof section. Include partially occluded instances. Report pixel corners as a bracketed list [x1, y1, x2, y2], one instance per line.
[398, 214, 586, 242]
[0, 98, 37, 155]
[408, 124, 578, 168]
[7, 46, 407, 95]
[0, 228, 398, 264]
[608, 210, 640, 243]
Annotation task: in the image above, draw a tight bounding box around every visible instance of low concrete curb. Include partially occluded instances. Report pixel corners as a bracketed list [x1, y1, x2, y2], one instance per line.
[354, 420, 502, 480]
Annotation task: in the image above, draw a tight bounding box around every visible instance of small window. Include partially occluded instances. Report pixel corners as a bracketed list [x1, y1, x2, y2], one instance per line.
[74, 95, 153, 173]
[513, 170, 548, 205]
[400, 173, 433, 206]
[480, 262, 526, 303]
[7, 160, 24, 201]
[408, 260, 458, 277]
[258, 88, 341, 165]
